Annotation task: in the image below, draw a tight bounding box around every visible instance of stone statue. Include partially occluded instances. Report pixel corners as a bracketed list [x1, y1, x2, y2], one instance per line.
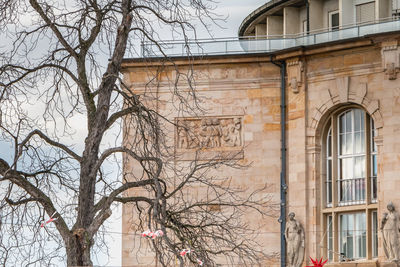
[381, 202, 400, 262]
[285, 212, 305, 267]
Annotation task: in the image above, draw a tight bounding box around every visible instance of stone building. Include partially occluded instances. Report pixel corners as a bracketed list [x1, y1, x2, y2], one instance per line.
[121, 0, 400, 266]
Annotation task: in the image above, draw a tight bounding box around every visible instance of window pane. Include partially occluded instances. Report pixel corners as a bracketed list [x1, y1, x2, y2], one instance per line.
[355, 132, 362, 154]
[354, 156, 365, 178]
[354, 109, 361, 132]
[356, 213, 366, 259]
[328, 215, 333, 261]
[360, 111, 365, 132]
[340, 134, 345, 155]
[372, 154, 377, 177]
[340, 158, 353, 179]
[340, 213, 366, 260]
[327, 159, 332, 204]
[346, 111, 352, 133]
[371, 117, 377, 152]
[340, 113, 346, 133]
[372, 211, 378, 258]
[345, 133, 352, 155]
[327, 129, 332, 157]
[331, 13, 339, 30]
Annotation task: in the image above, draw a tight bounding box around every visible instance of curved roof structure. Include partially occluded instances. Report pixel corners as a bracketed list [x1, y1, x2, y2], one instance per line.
[238, 0, 302, 37]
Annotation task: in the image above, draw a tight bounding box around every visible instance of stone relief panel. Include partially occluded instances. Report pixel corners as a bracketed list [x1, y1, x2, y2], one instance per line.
[176, 117, 242, 150]
[381, 40, 400, 80]
[287, 58, 303, 94]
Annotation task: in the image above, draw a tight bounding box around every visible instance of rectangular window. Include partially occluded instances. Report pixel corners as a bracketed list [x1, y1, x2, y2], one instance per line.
[327, 215, 333, 261]
[371, 118, 377, 202]
[302, 20, 308, 34]
[356, 2, 375, 24]
[338, 110, 366, 205]
[372, 211, 378, 258]
[329, 10, 339, 31]
[393, 0, 400, 11]
[327, 128, 332, 206]
[339, 213, 366, 260]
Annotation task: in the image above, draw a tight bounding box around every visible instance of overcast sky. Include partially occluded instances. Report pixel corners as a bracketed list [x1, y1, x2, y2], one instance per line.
[211, 0, 266, 37]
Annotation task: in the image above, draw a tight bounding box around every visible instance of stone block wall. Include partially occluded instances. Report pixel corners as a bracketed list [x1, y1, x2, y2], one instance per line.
[121, 34, 400, 266]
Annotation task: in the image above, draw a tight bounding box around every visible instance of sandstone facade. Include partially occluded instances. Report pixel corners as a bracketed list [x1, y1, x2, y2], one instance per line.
[121, 34, 400, 266]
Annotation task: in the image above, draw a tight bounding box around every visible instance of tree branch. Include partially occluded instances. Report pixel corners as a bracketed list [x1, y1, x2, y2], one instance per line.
[29, 0, 78, 59]
[0, 159, 71, 242]
[89, 179, 155, 234]
[18, 129, 82, 162]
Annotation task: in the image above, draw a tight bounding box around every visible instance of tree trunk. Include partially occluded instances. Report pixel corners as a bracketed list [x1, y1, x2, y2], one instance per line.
[66, 229, 93, 267]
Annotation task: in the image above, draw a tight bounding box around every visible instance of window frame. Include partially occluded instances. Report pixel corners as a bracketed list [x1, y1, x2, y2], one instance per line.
[321, 106, 378, 263]
[355, 1, 375, 25]
[328, 10, 339, 31]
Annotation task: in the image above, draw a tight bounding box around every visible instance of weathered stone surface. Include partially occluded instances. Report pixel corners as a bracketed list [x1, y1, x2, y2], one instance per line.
[121, 35, 400, 266]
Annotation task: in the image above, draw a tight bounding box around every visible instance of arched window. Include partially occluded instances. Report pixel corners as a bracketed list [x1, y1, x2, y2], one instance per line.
[322, 107, 378, 262]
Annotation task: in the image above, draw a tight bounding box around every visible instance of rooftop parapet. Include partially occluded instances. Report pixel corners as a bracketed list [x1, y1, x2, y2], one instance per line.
[141, 18, 400, 58]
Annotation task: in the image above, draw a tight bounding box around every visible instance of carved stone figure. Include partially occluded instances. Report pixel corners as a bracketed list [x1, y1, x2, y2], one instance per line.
[199, 118, 212, 148]
[221, 118, 241, 147]
[210, 118, 222, 147]
[230, 117, 241, 146]
[177, 121, 189, 149]
[285, 212, 305, 267]
[187, 120, 200, 148]
[381, 202, 400, 262]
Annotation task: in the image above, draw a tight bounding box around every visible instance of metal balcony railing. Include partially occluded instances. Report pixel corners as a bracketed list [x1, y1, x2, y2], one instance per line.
[141, 18, 400, 57]
[338, 178, 366, 206]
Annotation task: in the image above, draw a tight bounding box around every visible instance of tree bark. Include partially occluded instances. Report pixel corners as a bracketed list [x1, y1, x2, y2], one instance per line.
[66, 229, 93, 267]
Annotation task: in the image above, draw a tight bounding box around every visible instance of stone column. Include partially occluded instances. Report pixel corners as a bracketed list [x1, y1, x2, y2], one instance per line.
[309, 0, 323, 32]
[284, 7, 300, 37]
[266, 16, 283, 37]
[339, 0, 354, 27]
[376, 0, 390, 21]
[255, 23, 266, 38]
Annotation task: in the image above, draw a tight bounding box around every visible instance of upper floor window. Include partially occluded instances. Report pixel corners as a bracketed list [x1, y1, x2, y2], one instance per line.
[325, 108, 376, 207]
[393, 0, 400, 14]
[329, 10, 339, 31]
[356, 2, 375, 24]
[323, 107, 378, 262]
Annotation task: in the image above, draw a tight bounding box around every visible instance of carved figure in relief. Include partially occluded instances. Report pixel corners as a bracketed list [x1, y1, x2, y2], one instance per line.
[381, 202, 400, 262]
[200, 119, 212, 148]
[221, 120, 231, 146]
[222, 118, 241, 147]
[187, 121, 200, 148]
[177, 117, 241, 149]
[285, 212, 305, 267]
[177, 121, 189, 149]
[230, 118, 241, 146]
[210, 118, 222, 147]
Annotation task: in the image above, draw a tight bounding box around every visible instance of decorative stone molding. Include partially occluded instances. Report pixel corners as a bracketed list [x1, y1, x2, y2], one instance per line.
[176, 117, 242, 150]
[308, 76, 383, 142]
[381, 41, 400, 80]
[336, 76, 349, 102]
[287, 58, 303, 94]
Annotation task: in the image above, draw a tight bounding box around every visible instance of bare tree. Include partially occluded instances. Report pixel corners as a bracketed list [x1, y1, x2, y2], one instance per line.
[0, 0, 276, 266]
